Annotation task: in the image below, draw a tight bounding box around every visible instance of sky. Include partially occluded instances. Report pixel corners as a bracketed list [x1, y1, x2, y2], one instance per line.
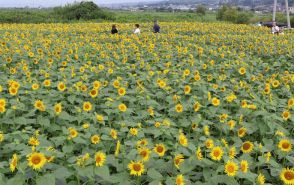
[0, 0, 160, 8]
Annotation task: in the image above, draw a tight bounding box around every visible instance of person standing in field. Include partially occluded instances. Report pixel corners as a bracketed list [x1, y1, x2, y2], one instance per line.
[272, 22, 280, 34]
[153, 20, 160, 33]
[111, 24, 118, 34]
[133, 24, 141, 34]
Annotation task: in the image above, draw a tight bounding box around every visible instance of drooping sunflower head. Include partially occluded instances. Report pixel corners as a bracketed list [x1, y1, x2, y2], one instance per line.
[240, 160, 248, 173]
[138, 147, 151, 162]
[176, 174, 185, 185]
[174, 154, 184, 169]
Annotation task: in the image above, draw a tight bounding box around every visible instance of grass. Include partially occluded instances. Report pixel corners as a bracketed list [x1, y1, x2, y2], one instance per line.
[0, 8, 292, 24]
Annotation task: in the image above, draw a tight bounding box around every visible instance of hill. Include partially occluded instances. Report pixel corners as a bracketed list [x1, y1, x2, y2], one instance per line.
[165, 0, 294, 6]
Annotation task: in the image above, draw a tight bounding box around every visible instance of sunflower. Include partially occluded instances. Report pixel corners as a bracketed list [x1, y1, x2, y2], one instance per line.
[154, 144, 166, 157]
[0, 132, 4, 142]
[205, 139, 214, 149]
[0, 106, 6, 113]
[174, 154, 184, 169]
[57, 82, 66, 91]
[211, 97, 220, 106]
[129, 128, 138, 136]
[257, 173, 265, 185]
[194, 102, 201, 112]
[184, 85, 191, 94]
[115, 140, 121, 157]
[240, 160, 248, 173]
[91, 135, 100, 144]
[89, 89, 98, 98]
[94, 151, 106, 167]
[128, 161, 145, 176]
[10, 154, 18, 172]
[278, 139, 292, 152]
[96, 114, 104, 122]
[9, 87, 18, 96]
[229, 147, 236, 159]
[175, 103, 183, 113]
[54, 103, 62, 115]
[272, 80, 280, 88]
[43, 79, 51, 87]
[118, 87, 126, 96]
[113, 80, 120, 88]
[288, 98, 294, 108]
[239, 67, 246, 75]
[138, 147, 151, 162]
[28, 137, 40, 146]
[210, 146, 224, 161]
[282, 111, 291, 121]
[224, 160, 238, 176]
[68, 128, 78, 139]
[118, 103, 127, 112]
[178, 133, 188, 147]
[176, 174, 185, 185]
[137, 138, 148, 146]
[31, 83, 39, 90]
[83, 101, 92, 112]
[34, 100, 46, 112]
[27, 152, 47, 170]
[93, 81, 101, 89]
[0, 99, 6, 107]
[194, 74, 201, 81]
[280, 168, 294, 185]
[196, 147, 203, 160]
[238, 127, 247, 138]
[110, 129, 118, 140]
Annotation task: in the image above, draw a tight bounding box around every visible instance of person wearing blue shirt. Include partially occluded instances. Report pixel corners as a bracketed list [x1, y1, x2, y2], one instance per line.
[153, 21, 160, 33]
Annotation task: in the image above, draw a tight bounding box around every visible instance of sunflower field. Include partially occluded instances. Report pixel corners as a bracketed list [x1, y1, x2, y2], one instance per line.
[0, 23, 293, 185]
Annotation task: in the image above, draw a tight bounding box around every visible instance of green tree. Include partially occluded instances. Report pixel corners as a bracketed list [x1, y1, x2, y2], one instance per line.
[196, 5, 206, 16]
[53, 1, 113, 21]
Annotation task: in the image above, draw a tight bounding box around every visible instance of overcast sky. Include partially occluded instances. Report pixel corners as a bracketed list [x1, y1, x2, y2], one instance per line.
[0, 0, 160, 7]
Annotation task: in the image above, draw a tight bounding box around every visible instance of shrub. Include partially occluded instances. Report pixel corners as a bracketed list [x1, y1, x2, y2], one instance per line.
[53, 1, 113, 21]
[236, 12, 252, 24]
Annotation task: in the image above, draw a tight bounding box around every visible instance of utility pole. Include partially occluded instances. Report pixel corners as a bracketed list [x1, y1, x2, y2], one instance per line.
[273, 0, 277, 21]
[285, 0, 291, 28]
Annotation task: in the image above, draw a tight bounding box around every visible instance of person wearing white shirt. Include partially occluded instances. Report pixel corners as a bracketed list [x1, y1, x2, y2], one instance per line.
[133, 24, 141, 34]
[272, 22, 280, 34]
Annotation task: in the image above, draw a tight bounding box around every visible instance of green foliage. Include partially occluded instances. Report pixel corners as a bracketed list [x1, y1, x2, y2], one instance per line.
[217, 5, 252, 24]
[53, 1, 113, 21]
[196, 5, 207, 16]
[236, 12, 253, 24]
[223, 8, 238, 22]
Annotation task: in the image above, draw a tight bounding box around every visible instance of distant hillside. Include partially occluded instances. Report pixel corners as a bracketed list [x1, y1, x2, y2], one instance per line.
[165, 0, 294, 6]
